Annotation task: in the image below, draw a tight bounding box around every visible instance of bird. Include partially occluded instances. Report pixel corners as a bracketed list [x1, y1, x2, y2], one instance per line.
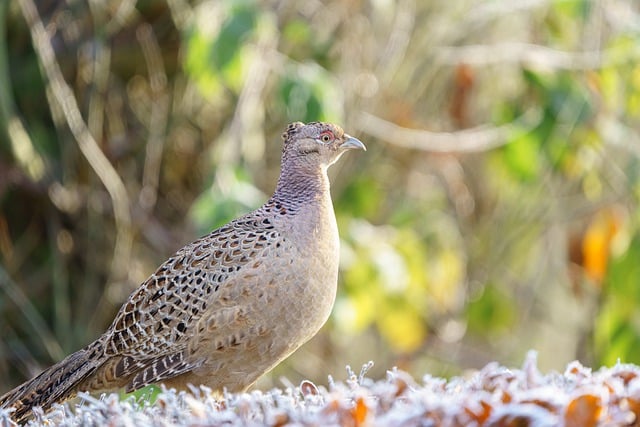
[0, 121, 365, 423]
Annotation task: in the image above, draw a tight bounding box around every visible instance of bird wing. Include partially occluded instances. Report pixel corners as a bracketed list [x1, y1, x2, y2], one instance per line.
[100, 213, 279, 390]
[117, 352, 197, 392]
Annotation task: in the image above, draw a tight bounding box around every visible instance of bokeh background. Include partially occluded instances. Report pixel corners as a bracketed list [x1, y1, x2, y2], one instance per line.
[2, 0, 640, 395]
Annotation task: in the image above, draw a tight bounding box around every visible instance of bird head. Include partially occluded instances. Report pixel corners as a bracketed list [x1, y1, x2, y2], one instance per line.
[281, 121, 366, 170]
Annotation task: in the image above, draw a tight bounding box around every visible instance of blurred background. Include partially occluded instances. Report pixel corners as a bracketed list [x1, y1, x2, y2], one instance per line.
[2, 0, 640, 395]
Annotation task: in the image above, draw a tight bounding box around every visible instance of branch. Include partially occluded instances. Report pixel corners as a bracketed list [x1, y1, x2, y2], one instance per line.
[17, 0, 133, 284]
[0, 265, 64, 362]
[0, 1, 44, 181]
[356, 109, 542, 153]
[435, 42, 640, 70]
[137, 23, 170, 211]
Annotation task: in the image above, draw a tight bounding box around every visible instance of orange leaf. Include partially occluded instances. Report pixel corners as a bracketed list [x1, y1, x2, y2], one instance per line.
[582, 208, 622, 284]
[625, 397, 640, 426]
[564, 394, 602, 427]
[272, 412, 289, 427]
[351, 396, 368, 426]
[464, 400, 492, 424]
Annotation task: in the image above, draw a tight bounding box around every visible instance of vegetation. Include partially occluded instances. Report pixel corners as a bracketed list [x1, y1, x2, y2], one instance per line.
[2, 356, 639, 426]
[1, 0, 640, 397]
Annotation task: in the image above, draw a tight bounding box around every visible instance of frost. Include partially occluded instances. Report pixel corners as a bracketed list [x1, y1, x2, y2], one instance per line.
[3, 357, 640, 426]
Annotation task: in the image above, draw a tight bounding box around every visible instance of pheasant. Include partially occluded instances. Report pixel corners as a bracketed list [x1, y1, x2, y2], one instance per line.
[0, 121, 365, 423]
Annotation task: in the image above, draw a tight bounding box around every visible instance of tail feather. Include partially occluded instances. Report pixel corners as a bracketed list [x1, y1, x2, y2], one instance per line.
[0, 341, 103, 423]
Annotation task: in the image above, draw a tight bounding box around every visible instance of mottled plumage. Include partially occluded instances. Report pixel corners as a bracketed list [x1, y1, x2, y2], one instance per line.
[0, 121, 365, 423]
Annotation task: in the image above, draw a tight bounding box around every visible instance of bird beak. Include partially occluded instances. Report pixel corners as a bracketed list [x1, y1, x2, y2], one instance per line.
[341, 135, 366, 151]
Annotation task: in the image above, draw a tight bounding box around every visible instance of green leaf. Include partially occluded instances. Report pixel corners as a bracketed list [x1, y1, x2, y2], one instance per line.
[595, 233, 640, 365]
[500, 127, 541, 182]
[182, 0, 258, 98]
[282, 19, 311, 45]
[465, 285, 516, 335]
[189, 168, 265, 235]
[211, 6, 256, 71]
[338, 177, 381, 219]
[277, 64, 343, 123]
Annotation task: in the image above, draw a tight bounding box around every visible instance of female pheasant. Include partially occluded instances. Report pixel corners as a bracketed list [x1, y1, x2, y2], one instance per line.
[0, 121, 365, 422]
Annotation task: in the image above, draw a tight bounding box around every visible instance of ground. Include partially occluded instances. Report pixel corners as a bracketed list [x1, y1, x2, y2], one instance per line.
[2, 352, 639, 427]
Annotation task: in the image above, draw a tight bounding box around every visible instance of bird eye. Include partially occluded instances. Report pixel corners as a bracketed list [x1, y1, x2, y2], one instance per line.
[319, 131, 334, 143]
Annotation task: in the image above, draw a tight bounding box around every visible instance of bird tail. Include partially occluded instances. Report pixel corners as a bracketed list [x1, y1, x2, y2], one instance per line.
[0, 341, 103, 423]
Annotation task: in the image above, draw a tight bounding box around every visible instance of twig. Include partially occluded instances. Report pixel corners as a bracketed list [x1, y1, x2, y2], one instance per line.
[356, 109, 542, 153]
[137, 23, 170, 211]
[104, 0, 138, 36]
[375, 0, 415, 85]
[0, 1, 44, 181]
[166, 0, 193, 32]
[16, 0, 133, 284]
[0, 265, 64, 362]
[435, 42, 640, 70]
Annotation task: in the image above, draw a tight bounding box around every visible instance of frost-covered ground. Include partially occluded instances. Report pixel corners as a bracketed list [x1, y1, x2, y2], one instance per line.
[2, 352, 640, 426]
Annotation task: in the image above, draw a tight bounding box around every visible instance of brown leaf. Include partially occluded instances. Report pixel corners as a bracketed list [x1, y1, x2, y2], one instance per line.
[271, 412, 289, 427]
[614, 369, 639, 385]
[521, 398, 559, 414]
[300, 380, 319, 397]
[464, 400, 492, 424]
[394, 376, 408, 397]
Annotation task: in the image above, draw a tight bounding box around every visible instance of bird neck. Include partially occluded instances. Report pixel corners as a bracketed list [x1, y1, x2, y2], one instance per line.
[271, 158, 330, 211]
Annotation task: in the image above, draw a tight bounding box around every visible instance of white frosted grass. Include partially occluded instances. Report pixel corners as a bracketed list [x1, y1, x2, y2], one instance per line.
[4, 354, 640, 426]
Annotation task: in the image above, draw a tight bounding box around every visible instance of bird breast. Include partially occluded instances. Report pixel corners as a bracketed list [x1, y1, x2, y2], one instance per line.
[189, 198, 340, 390]
[272, 196, 340, 338]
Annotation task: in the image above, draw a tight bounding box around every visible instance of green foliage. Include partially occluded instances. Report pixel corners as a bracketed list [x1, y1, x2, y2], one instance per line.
[595, 232, 640, 365]
[277, 65, 343, 123]
[339, 177, 382, 219]
[184, 0, 258, 97]
[122, 385, 162, 405]
[499, 127, 542, 182]
[189, 168, 265, 235]
[466, 285, 517, 336]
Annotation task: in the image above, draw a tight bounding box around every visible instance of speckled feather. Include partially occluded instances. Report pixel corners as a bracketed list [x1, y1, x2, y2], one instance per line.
[0, 122, 365, 423]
